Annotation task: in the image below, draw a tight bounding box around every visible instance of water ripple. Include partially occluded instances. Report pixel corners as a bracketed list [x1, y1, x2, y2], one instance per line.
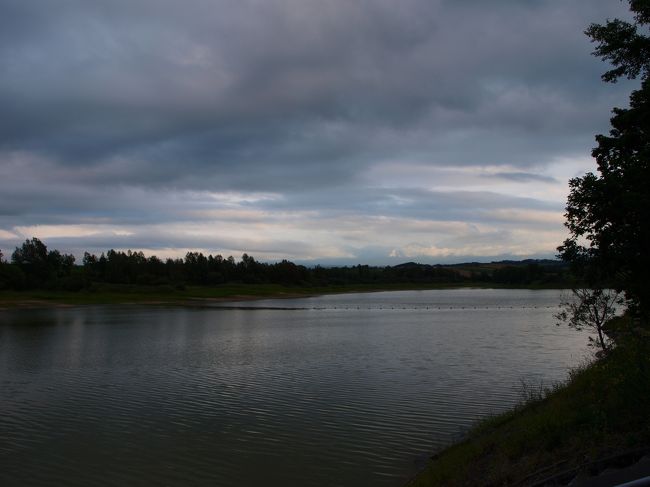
[0, 289, 589, 487]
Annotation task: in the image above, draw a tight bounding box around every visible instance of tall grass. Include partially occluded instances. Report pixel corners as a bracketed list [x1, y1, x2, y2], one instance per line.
[408, 334, 650, 486]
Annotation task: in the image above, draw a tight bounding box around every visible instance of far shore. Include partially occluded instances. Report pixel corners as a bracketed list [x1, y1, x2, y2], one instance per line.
[0, 282, 569, 311]
[0, 292, 317, 311]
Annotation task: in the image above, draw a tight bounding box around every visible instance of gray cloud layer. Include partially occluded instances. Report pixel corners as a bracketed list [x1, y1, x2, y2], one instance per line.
[0, 0, 635, 262]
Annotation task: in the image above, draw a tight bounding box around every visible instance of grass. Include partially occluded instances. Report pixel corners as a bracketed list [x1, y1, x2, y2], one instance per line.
[0, 283, 310, 307]
[0, 281, 569, 308]
[407, 332, 650, 486]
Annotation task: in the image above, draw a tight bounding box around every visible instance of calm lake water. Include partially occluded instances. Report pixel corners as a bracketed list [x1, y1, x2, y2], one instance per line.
[0, 289, 589, 486]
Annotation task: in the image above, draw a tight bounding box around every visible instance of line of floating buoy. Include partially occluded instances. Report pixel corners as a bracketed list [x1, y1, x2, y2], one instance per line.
[214, 304, 563, 311]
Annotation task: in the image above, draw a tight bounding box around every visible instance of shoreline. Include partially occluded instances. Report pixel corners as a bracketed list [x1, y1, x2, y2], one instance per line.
[405, 310, 650, 486]
[0, 292, 320, 311]
[405, 344, 650, 486]
[0, 283, 569, 311]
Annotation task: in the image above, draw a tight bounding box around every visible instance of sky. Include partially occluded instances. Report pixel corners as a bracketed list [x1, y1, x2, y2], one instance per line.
[0, 0, 636, 265]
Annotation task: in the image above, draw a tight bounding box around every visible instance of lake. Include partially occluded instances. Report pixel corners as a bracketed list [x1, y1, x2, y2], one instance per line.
[0, 289, 589, 486]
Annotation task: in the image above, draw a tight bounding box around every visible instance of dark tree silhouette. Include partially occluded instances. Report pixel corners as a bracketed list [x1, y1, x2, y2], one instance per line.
[11, 238, 75, 286]
[555, 288, 622, 354]
[559, 1, 650, 322]
[12, 238, 50, 281]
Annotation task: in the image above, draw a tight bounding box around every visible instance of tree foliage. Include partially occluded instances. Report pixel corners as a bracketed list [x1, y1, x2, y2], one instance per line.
[0, 238, 568, 291]
[555, 288, 621, 353]
[10, 238, 76, 287]
[559, 1, 650, 322]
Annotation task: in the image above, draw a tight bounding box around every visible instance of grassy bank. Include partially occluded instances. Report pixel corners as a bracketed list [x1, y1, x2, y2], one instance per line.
[0, 281, 567, 309]
[407, 331, 650, 486]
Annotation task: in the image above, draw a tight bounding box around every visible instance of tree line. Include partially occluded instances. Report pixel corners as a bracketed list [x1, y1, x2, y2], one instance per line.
[0, 237, 568, 291]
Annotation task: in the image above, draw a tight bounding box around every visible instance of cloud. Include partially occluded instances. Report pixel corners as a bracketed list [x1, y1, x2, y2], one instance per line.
[0, 0, 636, 262]
[485, 172, 559, 184]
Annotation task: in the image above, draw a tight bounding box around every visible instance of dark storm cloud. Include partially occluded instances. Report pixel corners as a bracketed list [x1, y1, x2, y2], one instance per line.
[1, 0, 632, 184]
[262, 186, 560, 219]
[41, 231, 320, 258]
[0, 0, 636, 261]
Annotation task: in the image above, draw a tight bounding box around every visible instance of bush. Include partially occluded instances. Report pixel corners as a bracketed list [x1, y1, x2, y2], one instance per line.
[0, 264, 26, 290]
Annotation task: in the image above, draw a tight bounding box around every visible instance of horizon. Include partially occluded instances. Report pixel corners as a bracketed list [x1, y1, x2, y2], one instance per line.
[3, 236, 562, 268]
[0, 0, 634, 264]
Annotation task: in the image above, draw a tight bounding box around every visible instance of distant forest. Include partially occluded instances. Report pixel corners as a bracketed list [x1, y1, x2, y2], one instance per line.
[0, 238, 570, 291]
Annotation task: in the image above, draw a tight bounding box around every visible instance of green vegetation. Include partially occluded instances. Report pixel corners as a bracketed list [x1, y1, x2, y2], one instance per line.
[0, 237, 570, 307]
[555, 288, 621, 353]
[0, 280, 561, 309]
[407, 329, 650, 486]
[559, 0, 650, 323]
